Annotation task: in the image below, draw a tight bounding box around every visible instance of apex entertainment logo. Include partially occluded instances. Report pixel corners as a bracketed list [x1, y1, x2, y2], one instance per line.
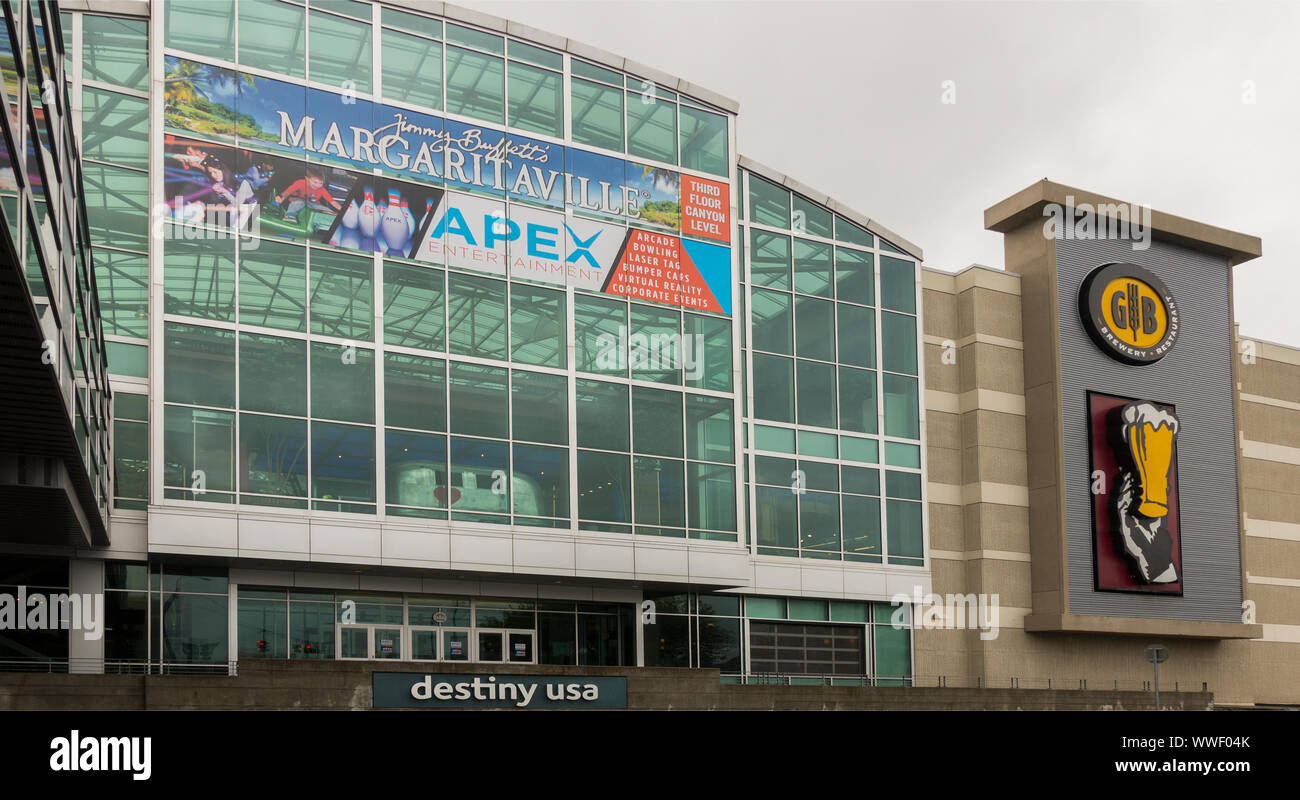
[1078, 262, 1180, 364]
[49, 731, 151, 781]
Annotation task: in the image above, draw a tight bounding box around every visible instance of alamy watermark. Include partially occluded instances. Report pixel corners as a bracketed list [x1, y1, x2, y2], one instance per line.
[0, 587, 104, 641]
[1042, 195, 1151, 251]
[891, 587, 1001, 641]
[594, 326, 705, 381]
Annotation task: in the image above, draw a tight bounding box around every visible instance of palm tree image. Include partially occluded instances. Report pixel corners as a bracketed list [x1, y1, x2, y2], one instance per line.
[164, 58, 261, 139]
[637, 164, 681, 229]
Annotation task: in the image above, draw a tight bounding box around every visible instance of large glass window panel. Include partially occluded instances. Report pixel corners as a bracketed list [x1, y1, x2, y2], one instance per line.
[310, 341, 375, 423]
[511, 370, 567, 445]
[448, 437, 508, 515]
[836, 216, 874, 247]
[749, 230, 790, 289]
[679, 105, 728, 177]
[792, 196, 833, 239]
[795, 295, 835, 362]
[445, 45, 504, 124]
[447, 273, 507, 360]
[308, 9, 371, 92]
[511, 285, 565, 367]
[383, 262, 444, 350]
[574, 294, 626, 376]
[164, 323, 235, 408]
[632, 387, 683, 457]
[240, 0, 306, 78]
[879, 255, 916, 313]
[838, 366, 877, 434]
[886, 499, 923, 559]
[626, 91, 676, 163]
[240, 413, 309, 499]
[629, 304, 681, 384]
[83, 163, 148, 251]
[885, 470, 923, 500]
[752, 353, 794, 424]
[570, 78, 623, 153]
[685, 395, 732, 462]
[800, 490, 841, 555]
[309, 248, 372, 341]
[683, 313, 731, 392]
[699, 617, 741, 671]
[93, 249, 149, 338]
[162, 594, 229, 665]
[750, 288, 791, 355]
[512, 443, 568, 519]
[577, 450, 630, 523]
[384, 353, 445, 432]
[539, 613, 576, 665]
[633, 456, 684, 528]
[874, 616, 912, 682]
[240, 333, 307, 416]
[290, 601, 334, 658]
[755, 485, 797, 550]
[81, 89, 148, 168]
[113, 419, 148, 502]
[835, 247, 874, 306]
[310, 422, 375, 506]
[163, 406, 235, 495]
[747, 173, 789, 228]
[882, 373, 920, 439]
[449, 362, 508, 439]
[796, 359, 836, 429]
[166, 0, 235, 61]
[689, 462, 736, 532]
[508, 61, 562, 137]
[164, 237, 236, 322]
[793, 238, 833, 297]
[836, 303, 875, 368]
[240, 240, 307, 332]
[881, 311, 918, 375]
[85, 15, 149, 91]
[575, 379, 629, 451]
[386, 429, 447, 510]
[842, 495, 882, 559]
[842, 465, 880, 496]
[643, 614, 689, 667]
[382, 28, 441, 110]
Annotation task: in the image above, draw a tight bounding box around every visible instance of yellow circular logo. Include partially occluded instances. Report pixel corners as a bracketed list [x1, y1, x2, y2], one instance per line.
[1079, 263, 1179, 365]
[1098, 276, 1168, 349]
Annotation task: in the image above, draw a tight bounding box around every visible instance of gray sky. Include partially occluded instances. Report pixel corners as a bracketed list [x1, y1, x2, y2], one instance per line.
[463, 0, 1300, 347]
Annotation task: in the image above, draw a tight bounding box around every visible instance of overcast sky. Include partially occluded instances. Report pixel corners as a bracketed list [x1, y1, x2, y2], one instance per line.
[463, 0, 1300, 347]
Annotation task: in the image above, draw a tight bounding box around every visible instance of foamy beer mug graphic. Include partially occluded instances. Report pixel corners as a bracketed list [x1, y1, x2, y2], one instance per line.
[1113, 401, 1180, 583]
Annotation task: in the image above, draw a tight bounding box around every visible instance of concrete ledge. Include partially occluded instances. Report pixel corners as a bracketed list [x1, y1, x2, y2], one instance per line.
[1025, 613, 1264, 640]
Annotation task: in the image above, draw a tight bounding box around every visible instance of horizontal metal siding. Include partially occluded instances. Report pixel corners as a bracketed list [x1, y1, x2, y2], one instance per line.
[1056, 236, 1242, 621]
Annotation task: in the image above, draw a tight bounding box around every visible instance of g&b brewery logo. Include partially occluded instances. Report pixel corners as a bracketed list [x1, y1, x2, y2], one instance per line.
[1078, 262, 1179, 364]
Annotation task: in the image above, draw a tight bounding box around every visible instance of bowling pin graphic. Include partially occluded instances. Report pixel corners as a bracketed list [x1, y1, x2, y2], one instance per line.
[340, 198, 360, 231]
[358, 187, 379, 239]
[380, 190, 412, 256]
[337, 226, 361, 250]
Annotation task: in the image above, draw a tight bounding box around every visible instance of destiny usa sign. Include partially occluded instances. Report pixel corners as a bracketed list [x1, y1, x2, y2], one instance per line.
[163, 55, 733, 313]
[372, 673, 629, 709]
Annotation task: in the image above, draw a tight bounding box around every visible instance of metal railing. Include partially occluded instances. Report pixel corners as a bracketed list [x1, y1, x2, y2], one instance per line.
[0, 658, 239, 676]
[723, 673, 1210, 692]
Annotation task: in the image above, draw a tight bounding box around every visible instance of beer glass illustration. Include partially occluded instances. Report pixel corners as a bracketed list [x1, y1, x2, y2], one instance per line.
[1112, 401, 1180, 583]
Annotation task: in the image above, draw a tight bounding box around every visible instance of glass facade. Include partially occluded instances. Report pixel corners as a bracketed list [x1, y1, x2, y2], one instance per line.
[27, 0, 924, 680]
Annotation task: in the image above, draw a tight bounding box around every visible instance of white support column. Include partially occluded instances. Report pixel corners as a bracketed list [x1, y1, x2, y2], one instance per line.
[68, 558, 105, 674]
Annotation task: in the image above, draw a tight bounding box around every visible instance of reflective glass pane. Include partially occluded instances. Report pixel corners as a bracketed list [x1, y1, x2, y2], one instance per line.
[626, 91, 676, 163]
[751, 288, 791, 355]
[113, 419, 148, 501]
[835, 247, 874, 306]
[881, 311, 918, 375]
[683, 313, 731, 391]
[386, 429, 447, 509]
[796, 359, 836, 429]
[633, 456, 684, 528]
[85, 15, 149, 91]
[879, 255, 916, 313]
[689, 462, 735, 531]
[793, 238, 832, 297]
[792, 196, 833, 239]
[311, 421, 375, 505]
[83, 163, 149, 250]
[449, 362, 507, 438]
[575, 379, 628, 451]
[838, 366, 877, 434]
[164, 323, 235, 407]
[752, 353, 793, 424]
[679, 105, 727, 177]
[383, 261, 444, 350]
[632, 387, 682, 457]
[578, 450, 630, 523]
[795, 295, 834, 361]
[508, 61, 562, 137]
[164, 236, 236, 321]
[382, 28, 442, 110]
[755, 485, 797, 549]
[448, 436, 508, 514]
[629, 304, 681, 384]
[445, 45, 504, 123]
[511, 370, 567, 445]
[163, 405, 235, 493]
[309, 9, 371, 92]
[240, 240, 307, 332]
[800, 490, 841, 555]
[883, 373, 919, 439]
[384, 353, 445, 432]
[311, 342, 375, 423]
[513, 443, 567, 519]
[842, 495, 881, 559]
[749, 230, 790, 289]
[886, 499, 923, 559]
[93, 249, 149, 338]
[166, 0, 235, 61]
[448, 273, 507, 360]
[747, 173, 789, 228]
[240, 0, 306, 78]
[571, 78, 623, 152]
[511, 285, 565, 367]
[574, 294, 626, 375]
[685, 394, 732, 462]
[240, 333, 307, 416]
[82, 89, 148, 168]
[836, 303, 875, 368]
[309, 248, 372, 340]
[240, 413, 309, 498]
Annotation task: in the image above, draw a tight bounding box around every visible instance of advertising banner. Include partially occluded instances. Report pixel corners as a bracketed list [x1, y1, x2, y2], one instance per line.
[1087, 391, 1184, 594]
[163, 134, 732, 312]
[162, 55, 732, 312]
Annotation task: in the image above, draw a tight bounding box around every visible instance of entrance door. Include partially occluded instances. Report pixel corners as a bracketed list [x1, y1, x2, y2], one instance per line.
[477, 630, 504, 662]
[442, 630, 470, 662]
[507, 631, 534, 663]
